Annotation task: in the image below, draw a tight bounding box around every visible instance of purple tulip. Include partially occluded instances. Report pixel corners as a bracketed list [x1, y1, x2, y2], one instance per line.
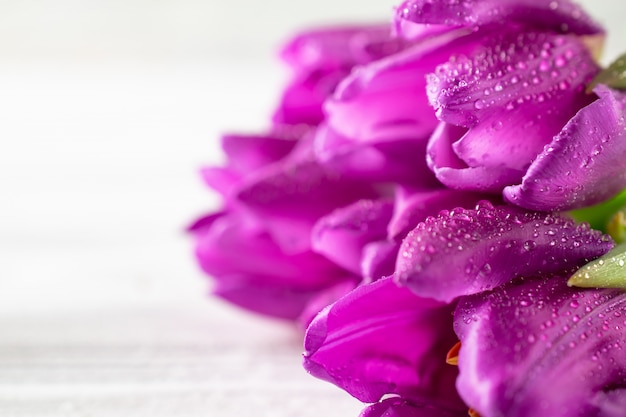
[314, 29, 483, 186]
[273, 24, 413, 126]
[189, 211, 356, 320]
[426, 30, 598, 191]
[190, 125, 386, 320]
[303, 277, 466, 411]
[455, 276, 626, 417]
[315, 0, 604, 187]
[504, 85, 626, 211]
[394, 0, 603, 40]
[426, 27, 626, 211]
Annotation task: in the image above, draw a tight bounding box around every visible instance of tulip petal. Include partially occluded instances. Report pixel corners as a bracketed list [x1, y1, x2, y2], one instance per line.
[235, 156, 381, 253]
[504, 85, 626, 211]
[274, 24, 412, 125]
[312, 199, 394, 275]
[200, 166, 242, 198]
[213, 274, 326, 320]
[221, 129, 300, 173]
[315, 125, 439, 185]
[454, 276, 626, 417]
[193, 213, 343, 285]
[361, 240, 401, 283]
[303, 277, 464, 409]
[360, 397, 467, 417]
[395, 202, 613, 302]
[427, 31, 599, 192]
[187, 214, 218, 234]
[395, 0, 603, 36]
[279, 24, 406, 71]
[273, 69, 351, 126]
[298, 279, 358, 329]
[426, 122, 523, 192]
[390, 185, 496, 241]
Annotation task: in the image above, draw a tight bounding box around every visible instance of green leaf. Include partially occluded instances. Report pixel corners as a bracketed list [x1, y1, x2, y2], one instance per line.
[568, 188, 626, 232]
[568, 242, 626, 289]
[587, 52, 626, 93]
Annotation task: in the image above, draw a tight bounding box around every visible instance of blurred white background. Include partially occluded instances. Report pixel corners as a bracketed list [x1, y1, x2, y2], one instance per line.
[0, 0, 402, 313]
[0, 0, 623, 416]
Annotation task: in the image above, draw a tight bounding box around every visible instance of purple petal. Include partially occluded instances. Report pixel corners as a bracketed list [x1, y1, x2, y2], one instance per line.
[213, 275, 326, 320]
[389, 185, 496, 241]
[315, 125, 439, 186]
[325, 46, 438, 143]
[454, 276, 626, 417]
[200, 166, 242, 198]
[426, 31, 599, 192]
[279, 24, 406, 71]
[395, 0, 603, 36]
[360, 397, 467, 417]
[194, 213, 343, 285]
[200, 127, 305, 197]
[504, 85, 626, 211]
[303, 277, 464, 408]
[273, 69, 352, 126]
[312, 199, 394, 275]
[361, 240, 401, 283]
[221, 128, 300, 173]
[187, 211, 224, 233]
[235, 156, 382, 253]
[298, 279, 358, 329]
[274, 24, 412, 126]
[395, 202, 613, 303]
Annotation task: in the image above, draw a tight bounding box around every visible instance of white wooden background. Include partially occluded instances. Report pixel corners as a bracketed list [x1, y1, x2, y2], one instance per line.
[0, 1, 623, 415]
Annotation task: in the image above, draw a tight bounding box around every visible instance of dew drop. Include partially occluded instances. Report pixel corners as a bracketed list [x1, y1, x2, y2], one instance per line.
[523, 240, 537, 251]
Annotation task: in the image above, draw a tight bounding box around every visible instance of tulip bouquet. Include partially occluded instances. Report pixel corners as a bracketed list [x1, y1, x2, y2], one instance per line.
[189, 0, 626, 416]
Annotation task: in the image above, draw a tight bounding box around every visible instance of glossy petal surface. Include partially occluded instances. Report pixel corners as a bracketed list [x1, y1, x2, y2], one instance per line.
[454, 277, 626, 417]
[395, 0, 603, 36]
[390, 186, 495, 241]
[504, 85, 626, 211]
[396, 202, 613, 302]
[304, 277, 463, 408]
[312, 198, 393, 275]
[427, 31, 598, 192]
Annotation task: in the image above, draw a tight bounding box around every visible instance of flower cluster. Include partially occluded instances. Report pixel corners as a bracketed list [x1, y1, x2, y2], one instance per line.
[190, 0, 626, 416]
